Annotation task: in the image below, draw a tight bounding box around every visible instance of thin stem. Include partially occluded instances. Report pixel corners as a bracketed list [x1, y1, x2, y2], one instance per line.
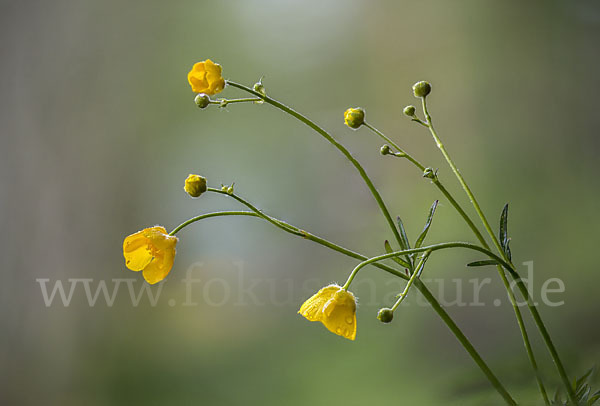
[363, 122, 426, 171]
[363, 121, 548, 403]
[210, 97, 262, 105]
[343, 242, 513, 289]
[391, 250, 431, 311]
[225, 80, 404, 251]
[206, 187, 305, 237]
[422, 97, 502, 257]
[421, 96, 568, 403]
[170, 208, 515, 404]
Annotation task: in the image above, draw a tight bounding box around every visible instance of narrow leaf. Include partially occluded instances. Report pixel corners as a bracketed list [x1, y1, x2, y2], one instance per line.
[499, 203, 509, 251]
[576, 367, 595, 391]
[384, 240, 411, 268]
[396, 216, 411, 251]
[467, 260, 499, 267]
[415, 200, 439, 248]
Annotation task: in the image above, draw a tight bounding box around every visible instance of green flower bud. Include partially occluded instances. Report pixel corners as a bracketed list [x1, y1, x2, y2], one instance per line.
[184, 174, 207, 198]
[377, 308, 394, 323]
[253, 82, 266, 96]
[423, 167, 437, 180]
[226, 184, 234, 195]
[344, 107, 365, 129]
[194, 93, 210, 109]
[380, 145, 391, 155]
[403, 105, 416, 117]
[412, 81, 431, 98]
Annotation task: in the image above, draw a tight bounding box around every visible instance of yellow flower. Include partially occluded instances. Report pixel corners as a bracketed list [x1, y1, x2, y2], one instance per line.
[123, 226, 178, 284]
[343, 107, 365, 129]
[298, 284, 357, 340]
[184, 174, 207, 198]
[187, 59, 225, 95]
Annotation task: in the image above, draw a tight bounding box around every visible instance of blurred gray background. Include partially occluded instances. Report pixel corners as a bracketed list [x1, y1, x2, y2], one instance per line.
[1, 0, 599, 404]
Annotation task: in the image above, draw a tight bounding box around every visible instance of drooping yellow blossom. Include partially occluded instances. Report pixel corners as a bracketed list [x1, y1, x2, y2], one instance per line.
[187, 59, 225, 95]
[123, 226, 178, 285]
[184, 174, 207, 198]
[298, 284, 357, 340]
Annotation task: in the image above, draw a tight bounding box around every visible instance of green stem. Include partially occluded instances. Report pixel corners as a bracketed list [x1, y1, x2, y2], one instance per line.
[363, 122, 426, 171]
[170, 208, 515, 405]
[210, 97, 262, 105]
[225, 80, 403, 250]
[390, 250, 431, 311]
[363, 121, 549, 404]
[343, 242, 513, 288]
[421, 96, 568, 403]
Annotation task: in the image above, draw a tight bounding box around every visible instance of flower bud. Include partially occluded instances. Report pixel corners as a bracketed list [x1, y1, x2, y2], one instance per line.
[344, 107, 365, 129]
[412, 81, 431, 98]
[423, 167, 437, 180]
[194, 93, 210, 109]
[226, 184, 234, 195]
[403, 105, 416, 117]
[380, 145, 391, 155]
[184, 174, 207, 198]
[253, 82, 266, 97]
[377, 308, 394, 323]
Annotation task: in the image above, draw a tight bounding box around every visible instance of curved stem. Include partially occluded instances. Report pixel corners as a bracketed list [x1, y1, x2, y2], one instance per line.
[343, 242, 513, 289]
[363, 122, 426, 171]
[225, 80, 404, 250]
[421, 96, 569, 403]
[170, 208, 515, 404]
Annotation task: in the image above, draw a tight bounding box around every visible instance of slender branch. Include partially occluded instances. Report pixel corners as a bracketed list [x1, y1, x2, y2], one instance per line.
[225, 80, 404, 251]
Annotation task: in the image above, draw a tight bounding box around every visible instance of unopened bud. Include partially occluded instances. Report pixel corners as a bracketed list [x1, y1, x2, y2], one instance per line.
[377, 308, 394, 323]
[412, 81, 431, 98]
[184, 174, 207, 198]
[343, 107, 365, 129]
[403, 105, 416, 117]
[194, 93, 210, 109]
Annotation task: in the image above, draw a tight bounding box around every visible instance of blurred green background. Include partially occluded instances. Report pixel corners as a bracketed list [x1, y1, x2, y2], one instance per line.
[2, 0, 600, 404]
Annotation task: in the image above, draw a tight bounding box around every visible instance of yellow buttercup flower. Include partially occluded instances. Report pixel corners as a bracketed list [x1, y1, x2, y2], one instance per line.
[123, 226, 178, 285]
[298, 284, 357, 340]
[187, 59, 226, 95]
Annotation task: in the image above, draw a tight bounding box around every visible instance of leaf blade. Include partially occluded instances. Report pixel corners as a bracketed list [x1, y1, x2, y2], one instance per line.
[384, 240, 411, 268]
[467, 260, 499, 268]
[415, 200, 439, 249]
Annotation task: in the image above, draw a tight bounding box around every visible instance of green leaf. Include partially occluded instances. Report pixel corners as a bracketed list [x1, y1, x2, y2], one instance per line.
[415, 200, 438, 249]
[396, 216, 411, 251]
[384, 240, 411, 268]
[589, 389, 600, 404]
[499, 203, 509, 251]
[576, 367, 595, 392]
[467, 260, 499, 268]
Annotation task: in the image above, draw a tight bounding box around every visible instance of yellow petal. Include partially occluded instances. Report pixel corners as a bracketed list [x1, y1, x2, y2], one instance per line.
[123, 231, 152, 271]
[187, 59, 225, 95]
[322, 290, 357, 340]
[142, 243, 176, 285]
[298, 285, 339, 321]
